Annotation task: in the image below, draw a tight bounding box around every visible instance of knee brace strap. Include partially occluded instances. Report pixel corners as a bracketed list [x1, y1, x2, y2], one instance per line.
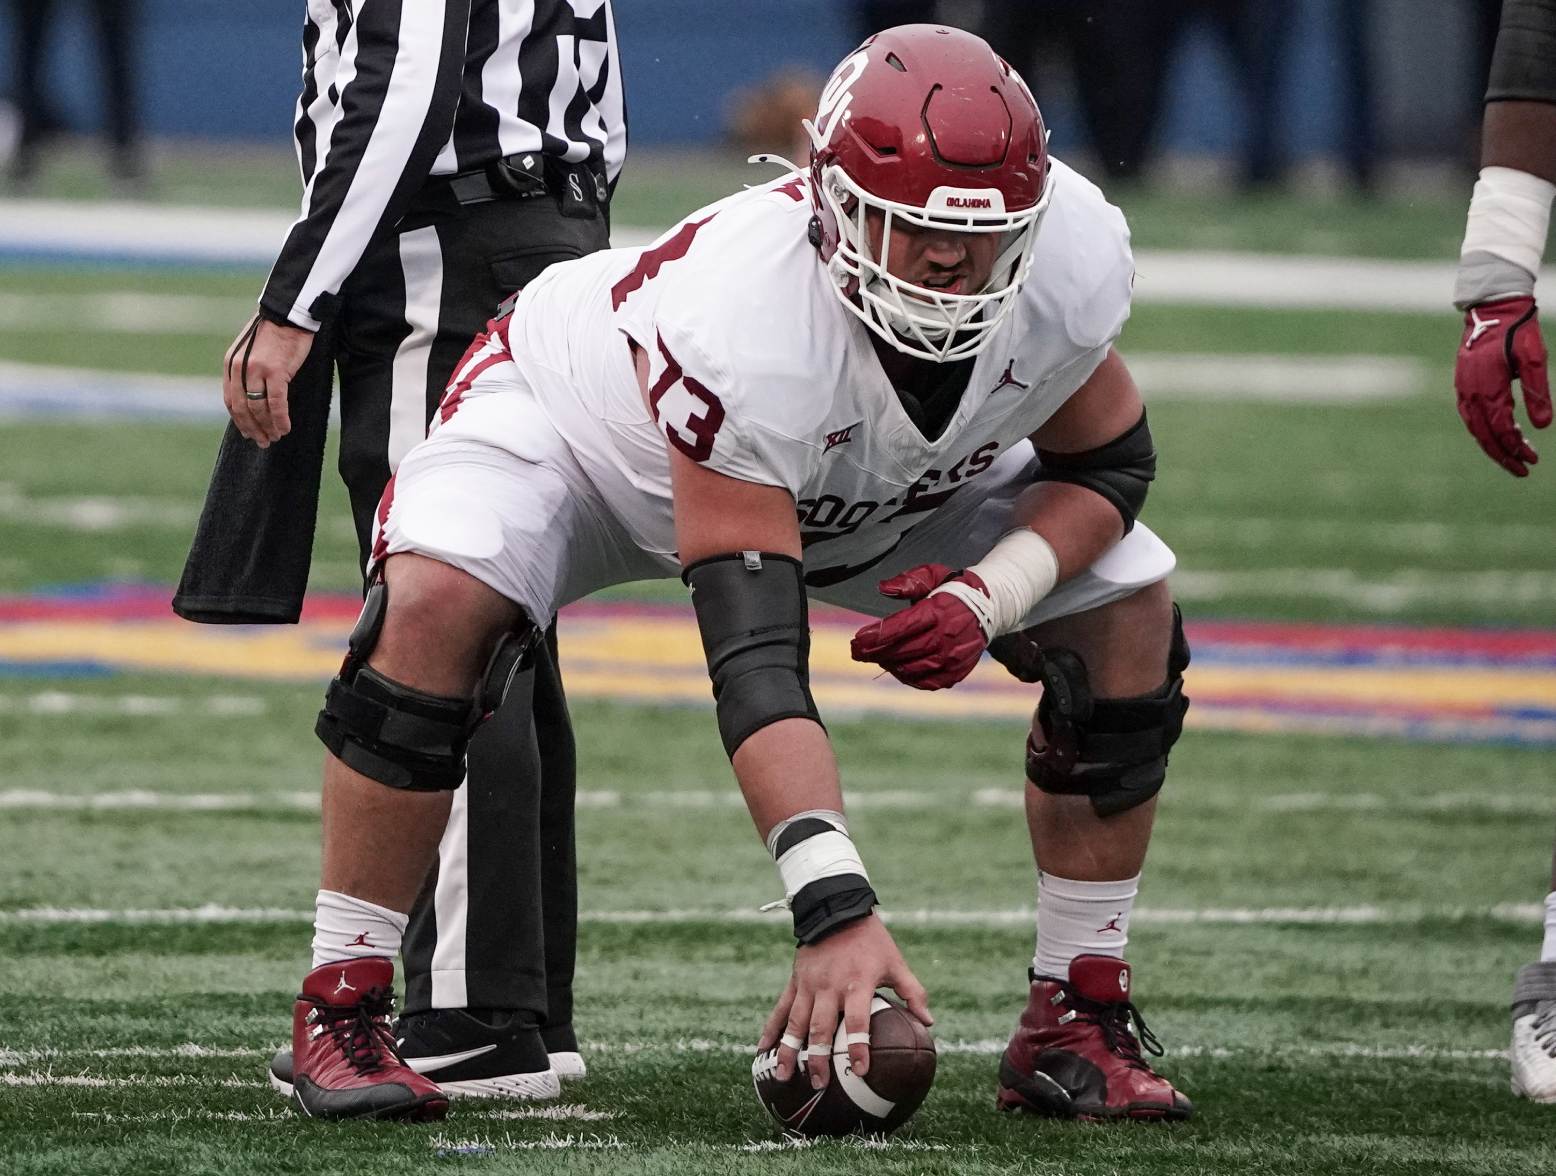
[1026, 605, 1190, 817]
[318, 666, 481, 791]
[315, 575, 536, 791]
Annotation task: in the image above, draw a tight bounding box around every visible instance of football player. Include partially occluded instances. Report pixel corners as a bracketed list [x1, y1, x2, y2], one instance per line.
[1451, 0, 1556, 1104]
[284, 24, 1191, 1122]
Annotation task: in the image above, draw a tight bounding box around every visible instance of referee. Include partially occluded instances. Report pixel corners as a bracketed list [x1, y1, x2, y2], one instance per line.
[176, 0, 625, 1103]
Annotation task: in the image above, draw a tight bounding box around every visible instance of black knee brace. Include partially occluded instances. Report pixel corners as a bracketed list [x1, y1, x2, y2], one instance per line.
[315, 576, 537, 791]
[1023, 605, 1190, 818]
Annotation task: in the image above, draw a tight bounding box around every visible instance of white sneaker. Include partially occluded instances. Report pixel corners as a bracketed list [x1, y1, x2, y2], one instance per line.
[1511, 962, 1556, 1102]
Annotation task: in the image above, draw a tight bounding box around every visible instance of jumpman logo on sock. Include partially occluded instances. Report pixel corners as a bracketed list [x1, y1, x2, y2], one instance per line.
[1096, 914, 1125, 935]
[346, 931, 373, 948]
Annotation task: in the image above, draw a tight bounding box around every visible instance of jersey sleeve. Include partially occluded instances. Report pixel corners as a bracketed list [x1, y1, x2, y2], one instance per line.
[1018, 160, 1136, 401]
[1055, 172, 1135, 356]
[645, 317, 816, 498]
[625, 189, 832, 499]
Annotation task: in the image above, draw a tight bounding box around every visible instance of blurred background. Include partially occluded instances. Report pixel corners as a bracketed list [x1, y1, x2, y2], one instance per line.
[0, 0, 1515, 196]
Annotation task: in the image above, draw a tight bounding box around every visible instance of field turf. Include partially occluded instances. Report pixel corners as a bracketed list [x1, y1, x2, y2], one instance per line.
[3, 150, 1556, 1173]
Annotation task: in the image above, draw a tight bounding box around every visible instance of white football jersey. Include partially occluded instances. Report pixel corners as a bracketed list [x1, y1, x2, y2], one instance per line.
[497, 158, 1133, 580]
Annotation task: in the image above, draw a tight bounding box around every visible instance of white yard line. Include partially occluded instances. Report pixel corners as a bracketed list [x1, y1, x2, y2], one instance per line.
[0, 486, 200, 531]
[0, 199, 1518, 312]
[430, 1133, 627, 1153]
[0, 361, 223, 420]
[0, 790, 313, 811]
[0, 693, 265, 718]
[0, 1041, 1508, 1094]
[3, 785, 1551, 815]
[0, 292, 255, 335]
[1173, 568, 1556, 609]
[0, 350, 1425, 425]
[0, 902, 1540, 927]
[1129, 353, 1421, 401]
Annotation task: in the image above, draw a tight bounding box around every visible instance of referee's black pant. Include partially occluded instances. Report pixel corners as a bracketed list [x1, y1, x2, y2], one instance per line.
[307, 187, 608, 1029]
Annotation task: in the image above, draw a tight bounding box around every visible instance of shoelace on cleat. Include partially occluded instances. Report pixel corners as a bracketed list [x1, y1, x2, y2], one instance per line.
[312, 989, 400, 1075]
[1065, 990, 1164, 1071]
[1533, 1003, 1556, 1057]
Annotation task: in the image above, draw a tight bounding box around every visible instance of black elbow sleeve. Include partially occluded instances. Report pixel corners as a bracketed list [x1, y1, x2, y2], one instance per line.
[1487, 0, 1556, 104]
[684, 551, 823, 757]
[1035, 411, 1157, 533]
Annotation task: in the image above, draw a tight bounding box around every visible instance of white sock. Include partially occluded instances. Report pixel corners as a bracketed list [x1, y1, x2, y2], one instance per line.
[1540, 891, 1556, 963]
[311, 889, 408, 968]
[1033, 871, 1141, 979]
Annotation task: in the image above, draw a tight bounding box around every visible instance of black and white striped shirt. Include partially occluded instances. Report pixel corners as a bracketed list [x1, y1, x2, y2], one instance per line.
[262, 0, 626, 331]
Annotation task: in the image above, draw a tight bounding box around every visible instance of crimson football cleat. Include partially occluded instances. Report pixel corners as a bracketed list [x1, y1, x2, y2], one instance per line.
[996, 955, 1192, 1122]
[289, 958, 448, 1121]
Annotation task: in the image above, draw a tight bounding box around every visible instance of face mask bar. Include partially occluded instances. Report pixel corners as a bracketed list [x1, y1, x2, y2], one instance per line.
[813, 159, 1053, 362]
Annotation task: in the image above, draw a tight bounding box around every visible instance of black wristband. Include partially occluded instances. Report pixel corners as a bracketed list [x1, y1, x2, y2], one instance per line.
[792, 875, 878, 945]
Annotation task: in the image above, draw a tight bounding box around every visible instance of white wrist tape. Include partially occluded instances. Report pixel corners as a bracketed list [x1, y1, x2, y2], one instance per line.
[1461, 166, 1556, 280]
[766, 810, 869, 905]
[932, 528, 1060, 638]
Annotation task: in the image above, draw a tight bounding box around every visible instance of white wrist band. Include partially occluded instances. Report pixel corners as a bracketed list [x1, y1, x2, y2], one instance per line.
[933, 528, 1059, 638]
[1461, 166, 1556, 279]
[775, 830, 869, 904]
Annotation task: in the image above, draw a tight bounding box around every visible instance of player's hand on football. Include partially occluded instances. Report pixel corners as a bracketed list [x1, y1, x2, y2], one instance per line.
[1455, 295, 1553, 476]
[850, 563, 992, 690]
[223, 313, 315, 447]
[757, 914, 932, 1090]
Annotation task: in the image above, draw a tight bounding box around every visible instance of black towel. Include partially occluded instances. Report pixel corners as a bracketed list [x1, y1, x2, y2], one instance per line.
[172, 340, 335, 624]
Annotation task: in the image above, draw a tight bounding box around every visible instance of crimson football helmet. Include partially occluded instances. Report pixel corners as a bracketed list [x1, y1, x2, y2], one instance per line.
[805, 25, 1052, 362]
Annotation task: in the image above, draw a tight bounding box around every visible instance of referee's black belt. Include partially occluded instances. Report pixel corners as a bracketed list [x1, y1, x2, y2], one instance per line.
[411, 153, 608, 220]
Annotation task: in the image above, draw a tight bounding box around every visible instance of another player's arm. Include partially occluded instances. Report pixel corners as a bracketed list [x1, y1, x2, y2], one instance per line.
[851, 349, 1153, 688]
[666, 446, 932, 1092]
[1452, 0, 1556, 474]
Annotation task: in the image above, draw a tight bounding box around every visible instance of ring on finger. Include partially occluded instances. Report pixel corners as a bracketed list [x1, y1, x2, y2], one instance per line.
[243, 389, 267, 401]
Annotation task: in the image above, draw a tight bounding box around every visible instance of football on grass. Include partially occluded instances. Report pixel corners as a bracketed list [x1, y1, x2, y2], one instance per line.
[751, 994, 937, 1137]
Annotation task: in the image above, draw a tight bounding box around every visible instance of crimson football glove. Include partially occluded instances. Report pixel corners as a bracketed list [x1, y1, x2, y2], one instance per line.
[1455, 295, 1552, 477]
[850, 563, 992, 691]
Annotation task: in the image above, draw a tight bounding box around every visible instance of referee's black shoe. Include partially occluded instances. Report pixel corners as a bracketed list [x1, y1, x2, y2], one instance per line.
[270, 1008, 560, 1101]
[541, 1021, 587, 1081]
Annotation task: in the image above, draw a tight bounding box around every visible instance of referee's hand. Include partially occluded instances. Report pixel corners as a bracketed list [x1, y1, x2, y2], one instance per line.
[223, 314, 314, 447]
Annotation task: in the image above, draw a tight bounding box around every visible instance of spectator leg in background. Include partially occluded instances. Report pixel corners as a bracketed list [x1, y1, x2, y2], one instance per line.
[1334, 0, 1379, 192]
[90, 0, 145, 179]
[1070, 0, 1184, 181]
[1211, 0, 1294, 188]
[10, 0, 56, 180]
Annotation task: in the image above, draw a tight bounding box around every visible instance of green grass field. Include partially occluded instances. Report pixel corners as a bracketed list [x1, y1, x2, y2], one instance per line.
[3, 150, 1556, 1173]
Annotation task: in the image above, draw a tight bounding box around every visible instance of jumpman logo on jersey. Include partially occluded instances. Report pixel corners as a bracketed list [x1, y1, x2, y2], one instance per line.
[991, 361, 1029, 393]
[1466, 307, 1502, 349]
[1096, 914, 1125, 935]
[333, 971, 358, 997]
[346, 932, 373, 948]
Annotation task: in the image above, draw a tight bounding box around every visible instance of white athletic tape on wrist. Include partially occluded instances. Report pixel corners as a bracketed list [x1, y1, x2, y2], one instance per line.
[775, 829, 870, 905]
[932, 528, 1060, 638]
[1461, 166, 1556, 279]
[764, 809, 847, 857]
